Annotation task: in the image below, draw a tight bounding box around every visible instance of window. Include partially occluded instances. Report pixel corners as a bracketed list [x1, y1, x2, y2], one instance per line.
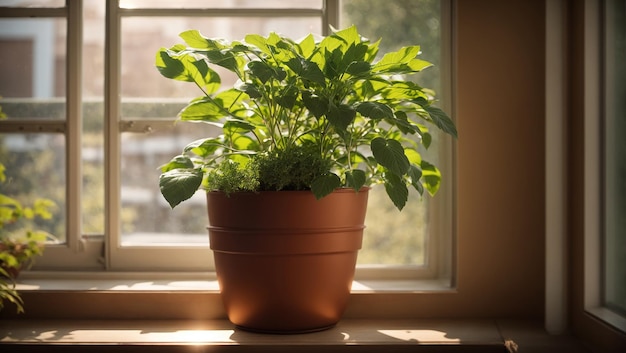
[0, 0, 453, 281]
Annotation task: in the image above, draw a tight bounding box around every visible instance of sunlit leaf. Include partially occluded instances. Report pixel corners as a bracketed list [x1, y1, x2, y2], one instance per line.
[160, 155, 195, 173]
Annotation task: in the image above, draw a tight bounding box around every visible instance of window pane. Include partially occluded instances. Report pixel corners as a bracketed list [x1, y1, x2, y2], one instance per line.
[0, 0, 64, 7]
[119, 0, 323, 9]
[120, 126, 215, 245]
[0, 18, 66, 114]
[0, 133, 66, 243]
[343, 0, 442, 265]
[120, 16, 321, 101]
[604, 0, 626, 316]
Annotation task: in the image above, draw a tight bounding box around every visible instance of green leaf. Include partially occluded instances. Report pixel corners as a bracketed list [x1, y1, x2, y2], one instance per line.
[302, 92, 328, 118]
[346, 61, 371, 76]
[156, 48, 186, 80]
[276, 85, 299, 109]
[421, 160, 442, 196]
[357, 102, 394, 120]
[424, 106, 458, 138]
[390, 111, 418, 135]
[286, 58, 326, 86]
[371, 138, 410, 176]
[327, 104, 356, 131]
[422, 132, 432, 149]
[160, 155, 195, 173]
[408, 165, 424, 195]
[383, 172, 408, 211]
[373, 46, 420, 71]
[248, 61, 285, 83]
[33, 199, 55, 219]
[245, 33, 272, 55]
[331, 25, 360, 45]
[180, 29, 225, 49]
[404, 149, 422, 165]
[297, 33, 314, 56]
[345, 169, 366, 191]
[231, 135, 258, 151]
[204, 49, 242, 73]
[179, 99, 225, 121]
[224, 119, 256, 134]
[311, 173, 341, 199]
[159, 168, 204, 208]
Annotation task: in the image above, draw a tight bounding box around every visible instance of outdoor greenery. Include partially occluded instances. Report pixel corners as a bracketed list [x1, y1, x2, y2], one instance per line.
[0, 164, 57, 313]
[157, 25, 456, 211]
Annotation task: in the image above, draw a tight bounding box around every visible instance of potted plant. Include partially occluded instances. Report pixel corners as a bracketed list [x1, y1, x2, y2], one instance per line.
[0, 162, 57, 313]
[156, 25, 457, 333]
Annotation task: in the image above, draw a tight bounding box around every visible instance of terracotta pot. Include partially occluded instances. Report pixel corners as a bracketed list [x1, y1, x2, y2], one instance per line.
[207, 188, 369, 333]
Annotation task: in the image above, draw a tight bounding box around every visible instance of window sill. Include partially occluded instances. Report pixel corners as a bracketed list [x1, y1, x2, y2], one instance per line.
[0, 318, 594, 353]
[13, 271, 453, 293]
[1, 271, 455, 321]
[1, 273, 592, 352]
[0, 318, 504, 353]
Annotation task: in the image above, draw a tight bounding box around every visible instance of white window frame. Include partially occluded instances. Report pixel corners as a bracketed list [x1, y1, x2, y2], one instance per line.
[2, 0, 455, 285]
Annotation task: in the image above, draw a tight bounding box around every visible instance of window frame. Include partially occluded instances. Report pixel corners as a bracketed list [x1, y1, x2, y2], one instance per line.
[582, 0, 626, 332]
[1, 0, 455, 284]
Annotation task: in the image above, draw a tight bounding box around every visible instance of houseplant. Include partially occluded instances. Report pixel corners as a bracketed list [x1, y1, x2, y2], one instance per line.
[0, 162, 56, 313]
[156, 25, 457, 332]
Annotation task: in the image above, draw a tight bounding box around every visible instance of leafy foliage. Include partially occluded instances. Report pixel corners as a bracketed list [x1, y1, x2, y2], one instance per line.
[0, 162, 57, 313]
[254, 145, 333, 192]
[157, 25, 456, 210]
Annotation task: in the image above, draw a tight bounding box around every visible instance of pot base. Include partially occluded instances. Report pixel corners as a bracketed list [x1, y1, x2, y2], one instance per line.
[235, 323, 336, 335]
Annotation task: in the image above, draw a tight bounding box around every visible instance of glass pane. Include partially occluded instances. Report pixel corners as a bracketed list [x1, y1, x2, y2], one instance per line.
[120, 0, 323, 9]
[343, 0, 442, 265]
[0, 0, 64, 7]
[0, 133, 66, 243]
[120, 125, 217, 246]
[0, 18, 67, 119]
[120, 16, 322, 101]
[604, 0, 626, 316]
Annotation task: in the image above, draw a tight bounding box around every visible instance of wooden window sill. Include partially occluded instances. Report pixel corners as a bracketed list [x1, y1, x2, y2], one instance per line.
[0, 318, 507, 352]
[0, 319, 592, 353]
[0, 274, 591, 352]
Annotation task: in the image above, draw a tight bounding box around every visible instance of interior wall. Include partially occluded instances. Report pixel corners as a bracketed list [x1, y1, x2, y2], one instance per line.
[453, 0, 546, 318]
